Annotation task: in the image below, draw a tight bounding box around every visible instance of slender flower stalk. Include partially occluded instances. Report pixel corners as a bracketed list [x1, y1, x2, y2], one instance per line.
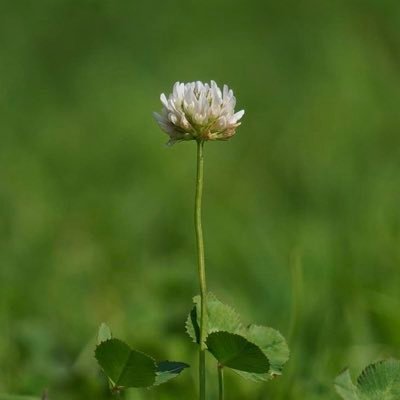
[218, 364, 225, 400]
[195, 140, 207, 400]
[154, 80, 244, 400]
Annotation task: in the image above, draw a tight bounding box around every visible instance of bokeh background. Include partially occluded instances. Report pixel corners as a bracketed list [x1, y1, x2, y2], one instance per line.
[1, 0, 400, 399]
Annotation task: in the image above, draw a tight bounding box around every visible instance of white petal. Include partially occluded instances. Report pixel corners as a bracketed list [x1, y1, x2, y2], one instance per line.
[160, 93, 169, 108]
[233, 109, 245, 121]
[168, 113, 178, 125]
[223, 85, 229, 99]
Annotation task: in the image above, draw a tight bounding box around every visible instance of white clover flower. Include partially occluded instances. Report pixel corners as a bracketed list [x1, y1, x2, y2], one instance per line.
[153, 81, 245, 145]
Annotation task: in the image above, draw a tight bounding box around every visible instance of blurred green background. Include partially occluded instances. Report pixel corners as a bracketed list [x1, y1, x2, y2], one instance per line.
[1, 0, 400, 399]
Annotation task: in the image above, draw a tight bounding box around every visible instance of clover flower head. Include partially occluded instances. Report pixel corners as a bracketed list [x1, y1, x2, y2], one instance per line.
[153, 80, 245, 145]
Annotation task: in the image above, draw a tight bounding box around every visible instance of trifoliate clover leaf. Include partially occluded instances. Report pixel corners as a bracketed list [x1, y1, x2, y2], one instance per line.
[206, 331, 269, 373]
[185, 292, 289, 381]
[334, 359, 400, 400]
[95, 338, 189, 391]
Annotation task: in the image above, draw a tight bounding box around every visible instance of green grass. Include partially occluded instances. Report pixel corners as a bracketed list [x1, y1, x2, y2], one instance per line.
[1, 1, 400, 399]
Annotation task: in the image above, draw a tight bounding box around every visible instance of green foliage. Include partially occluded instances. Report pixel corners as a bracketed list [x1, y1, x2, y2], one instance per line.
[95, 339, 157, 389]
[155, 361, 190, 386]
[97, 323, 112, 345]
[95, 326, 188, 392]
[206, 332, 269, 373]
[2, 1, 400, 399]
[186, 293, 243, 344]
[334, 370, 359, 400]
[334, 359, 400, 400]
[234, 325, 290, 382]
[186, 293, 289, 381]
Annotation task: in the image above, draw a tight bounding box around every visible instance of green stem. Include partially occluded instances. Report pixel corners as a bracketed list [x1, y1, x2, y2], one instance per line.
[218, 364, 225, 400]
[195, 140, 207, 400]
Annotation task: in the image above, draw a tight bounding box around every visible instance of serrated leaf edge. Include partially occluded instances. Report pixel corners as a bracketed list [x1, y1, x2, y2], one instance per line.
[205, 330, 270, 373]
[333, 368, 359, 400]
[156, 360, 190, 373]
[244, 324, 291, 369]
[211, 327, 277, 381]
[206, 329, 269, 352]
[95, 338, 157, 389]
[185, 292, 244, 344]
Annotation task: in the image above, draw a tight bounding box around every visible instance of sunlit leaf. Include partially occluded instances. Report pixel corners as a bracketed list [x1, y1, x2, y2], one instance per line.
[185, 292, 289, 381]
[235, 325, 290, 382]
[185, 293, 243, 344]
[334, 359, 400, 400]
[97, 323, 112, 345]
[334, 369, 359, 400]
[357, 359, 400, 399]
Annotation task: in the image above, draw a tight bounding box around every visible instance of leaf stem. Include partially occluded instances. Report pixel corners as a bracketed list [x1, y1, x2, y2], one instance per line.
[218, 364, 224, 400]
[195, 140, 207, 400]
